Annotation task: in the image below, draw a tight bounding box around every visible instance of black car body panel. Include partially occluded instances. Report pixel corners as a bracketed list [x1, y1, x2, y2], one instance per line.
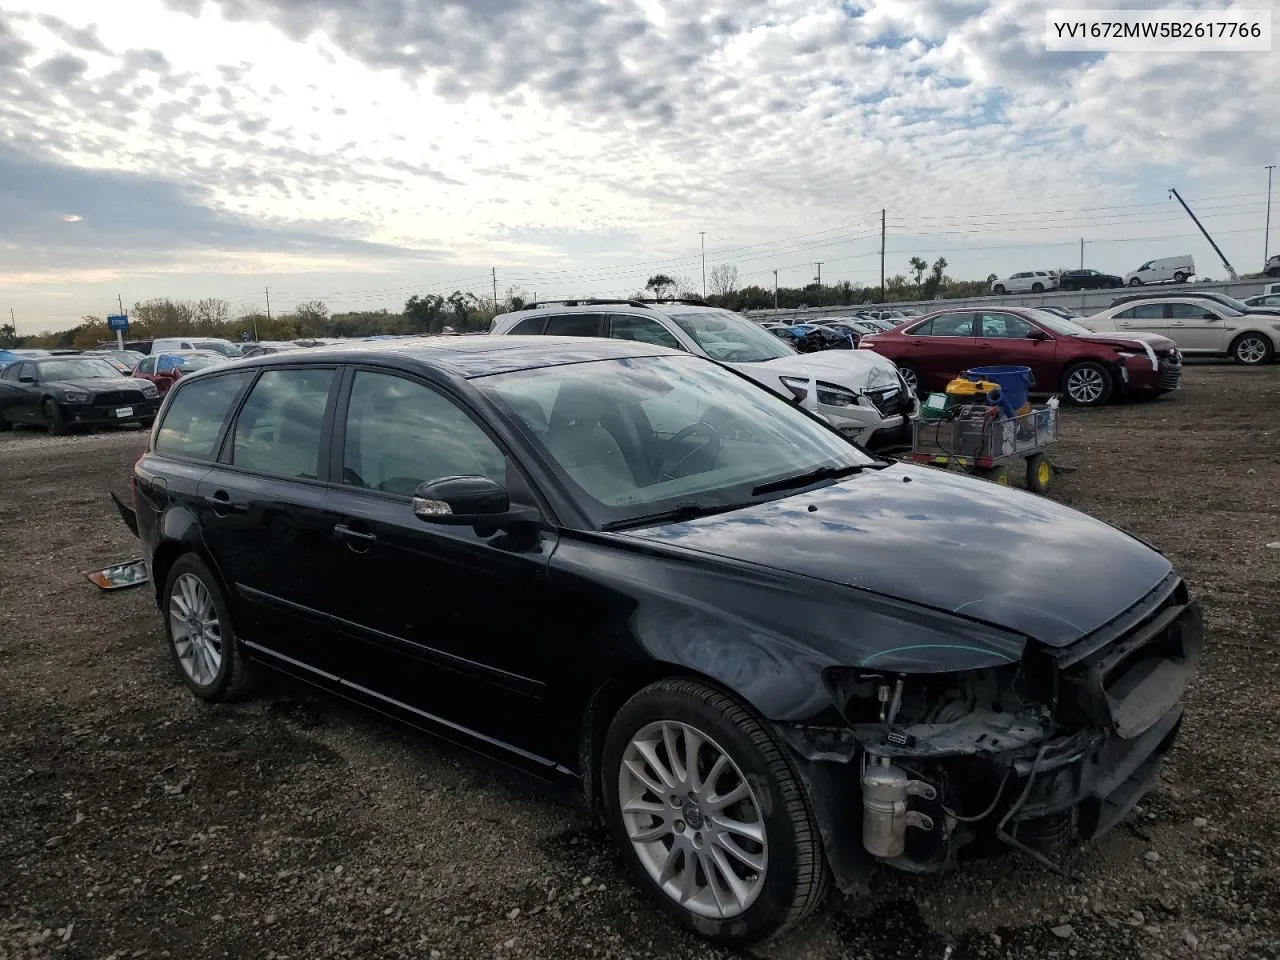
[123, 336, 1200, 899]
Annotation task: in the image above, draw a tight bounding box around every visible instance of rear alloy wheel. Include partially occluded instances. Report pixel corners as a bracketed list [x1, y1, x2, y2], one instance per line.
[1062, 361, 1113, 407]
[44, 400, 67, 436]
[1230, 333, 1273, 366]
[603, 679, 828, 943]
[163, 554, 255, 701]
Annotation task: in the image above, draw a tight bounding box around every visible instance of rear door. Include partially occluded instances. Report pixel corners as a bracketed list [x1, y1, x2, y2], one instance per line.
[1110, 303, 1168, 336]
[1166, 301, 1227, 354]
[898, 312, 977, 391]
[194, 365, 343, 667]
[975, 311, 1057, 389]
[543, 313, 606, 338]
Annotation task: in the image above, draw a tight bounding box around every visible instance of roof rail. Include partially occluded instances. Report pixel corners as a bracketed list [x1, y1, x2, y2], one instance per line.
[514, 296, 714, 312]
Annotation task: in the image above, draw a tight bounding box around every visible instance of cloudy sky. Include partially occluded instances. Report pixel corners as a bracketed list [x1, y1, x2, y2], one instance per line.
[2, 0, 1278, 332]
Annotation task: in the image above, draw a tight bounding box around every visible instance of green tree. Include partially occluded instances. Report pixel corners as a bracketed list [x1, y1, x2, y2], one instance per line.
[404, 293, 445, 333]
[645, 274, 677, 299]
[909, 257, 928, 293]
[0, 322, 16, 348]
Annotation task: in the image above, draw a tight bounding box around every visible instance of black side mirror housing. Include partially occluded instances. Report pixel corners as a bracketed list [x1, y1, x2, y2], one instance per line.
[1027, 329, 1051, 341]
[18, 375, 35, 383]
[412, 476, 537, 531]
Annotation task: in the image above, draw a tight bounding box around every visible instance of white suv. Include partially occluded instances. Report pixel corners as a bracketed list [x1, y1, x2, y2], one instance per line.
[991, 272, 1057, 295]
[489, 300, 919, 449]
[150, 336, 244, 359]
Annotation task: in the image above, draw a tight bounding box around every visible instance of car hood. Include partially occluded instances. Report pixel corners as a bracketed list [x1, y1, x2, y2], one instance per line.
[730, 351, 902, 393]
[615, 463, 1172, 647]
[1072, 331, 1178, 351]
[50, 377, 147, 392]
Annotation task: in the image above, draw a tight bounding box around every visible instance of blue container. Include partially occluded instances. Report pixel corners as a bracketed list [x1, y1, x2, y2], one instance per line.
[964, 366, 1034, 415]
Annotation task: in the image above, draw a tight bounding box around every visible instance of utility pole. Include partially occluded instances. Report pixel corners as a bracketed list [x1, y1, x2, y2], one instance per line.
[814, 262, 823, 307]
[492, 268, 499, 310]
[773, 269, 778, 310]
[1080, 237, 1085, 270]
[116, 293, 125, 350]
[880, 208, 886, 304]
[699, 232, 706, 299]
[1266, 164, 1276, 265]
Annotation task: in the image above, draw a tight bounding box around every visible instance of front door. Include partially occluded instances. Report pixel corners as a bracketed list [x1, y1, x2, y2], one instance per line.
[1165, 302, 1228, 354]
[316, 367, 560, 767]
[899, 312, 977, 392]
[194, 365, 343, 668]
[974, 311, 1058, 391]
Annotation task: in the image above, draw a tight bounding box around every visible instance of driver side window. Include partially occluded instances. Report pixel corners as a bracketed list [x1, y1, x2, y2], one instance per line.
[342, 371, 507, 497]
[138, 357, 157, 375]
[979, 313, 1034, 338]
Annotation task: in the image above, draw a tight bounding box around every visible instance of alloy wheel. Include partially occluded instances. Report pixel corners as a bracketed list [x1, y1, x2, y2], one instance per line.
[618, 720, 768, 920]
[1235, 336, 1269, 365]
[899, 367, 919, 395]
[169, 572, 223, 686]
[1066, 367, 1106, 404]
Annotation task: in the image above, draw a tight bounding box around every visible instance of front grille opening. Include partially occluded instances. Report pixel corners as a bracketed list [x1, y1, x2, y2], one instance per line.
[1102, 628, 1187, 702]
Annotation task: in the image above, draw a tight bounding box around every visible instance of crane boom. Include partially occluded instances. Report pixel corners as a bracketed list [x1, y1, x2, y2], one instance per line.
[1169, 187, 1239, 281]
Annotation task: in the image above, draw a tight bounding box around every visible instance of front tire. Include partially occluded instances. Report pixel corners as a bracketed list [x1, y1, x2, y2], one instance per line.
[1031, 282, 1045, 293]
[44, 400, 67, 436]
[1061, 361, 1114, 406]
[897, 362, 922, 397]
[993, 284, 1006, 295]
[1230, 333, 1274, 366]
[1129, 277, 1142, 287]
[162, 554, 255, 702]
[602, 679, 828, 944]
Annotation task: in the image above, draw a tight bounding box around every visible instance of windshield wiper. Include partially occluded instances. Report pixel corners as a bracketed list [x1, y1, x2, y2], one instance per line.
[601, 501, 736, 531]
[751, 464, 866, 497]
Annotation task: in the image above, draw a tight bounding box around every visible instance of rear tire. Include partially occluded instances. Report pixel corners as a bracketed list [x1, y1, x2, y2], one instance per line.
[1173, 272, 1187, 284]
[1129, 278, 1142, 287]
[0, 415, 10, 432]
[1031, 282, 1045, 293]
[44, 400, 67, 436]
[162, 554, 256, 702]
[602, 678, 829, 944]
[1025, 453, 1052, 494]
[1061, 361, 1114, 407]
[1229, 333, 1273, 366]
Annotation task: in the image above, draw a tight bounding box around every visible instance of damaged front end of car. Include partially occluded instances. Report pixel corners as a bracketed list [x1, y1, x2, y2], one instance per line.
[777, 572, 1203, 890]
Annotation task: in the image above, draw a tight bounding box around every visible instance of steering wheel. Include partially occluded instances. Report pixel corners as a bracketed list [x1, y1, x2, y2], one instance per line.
[657, 421, 721, 481]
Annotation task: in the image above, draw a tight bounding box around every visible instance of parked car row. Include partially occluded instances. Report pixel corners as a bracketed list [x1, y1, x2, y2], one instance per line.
[990, 255, 1199, 295]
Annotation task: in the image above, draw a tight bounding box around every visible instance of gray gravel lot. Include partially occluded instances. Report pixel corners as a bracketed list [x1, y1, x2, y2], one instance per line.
[1, 364, 1278, 959]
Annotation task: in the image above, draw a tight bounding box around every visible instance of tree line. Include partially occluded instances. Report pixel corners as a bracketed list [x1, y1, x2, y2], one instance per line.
[6, 256, 1021, 348]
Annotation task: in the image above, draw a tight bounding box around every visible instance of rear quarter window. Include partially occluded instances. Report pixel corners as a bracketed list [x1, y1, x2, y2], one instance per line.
[154, 372, 253, 460]
[506, 316, 547, 335]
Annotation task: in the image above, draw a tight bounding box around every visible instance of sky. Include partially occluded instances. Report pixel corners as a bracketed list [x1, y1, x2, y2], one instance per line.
[1, 0, 1278, 334]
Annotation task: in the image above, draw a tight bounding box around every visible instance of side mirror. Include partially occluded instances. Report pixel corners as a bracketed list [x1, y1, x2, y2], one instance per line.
[1203, 314, 1218, 320]
[18, 375, 35, 384]
[1027, 329, 1051, 341]
[412, 476, 536, 530]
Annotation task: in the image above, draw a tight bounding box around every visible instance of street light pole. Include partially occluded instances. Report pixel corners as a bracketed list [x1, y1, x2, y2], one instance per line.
[773, 269, 778, 309]
[699, 232, 706, 299]
[1080, 237, 1085, 270]
[1266, 164, 1276, 265]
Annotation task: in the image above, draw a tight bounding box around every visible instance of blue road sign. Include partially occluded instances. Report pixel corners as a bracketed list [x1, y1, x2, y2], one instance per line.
[107, 314, 129, 331]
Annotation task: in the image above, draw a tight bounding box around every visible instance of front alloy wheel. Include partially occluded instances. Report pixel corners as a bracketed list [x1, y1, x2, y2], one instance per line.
[1231, 334, 1273, 366]
[1062, 362, 1113, 406]
[897, 364, 921, 396]
[619, 721, 767, 920]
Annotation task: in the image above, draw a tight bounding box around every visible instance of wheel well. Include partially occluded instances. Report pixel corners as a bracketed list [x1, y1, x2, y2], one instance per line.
[577, 664, 740, 813]
[149, 540, 230, 609]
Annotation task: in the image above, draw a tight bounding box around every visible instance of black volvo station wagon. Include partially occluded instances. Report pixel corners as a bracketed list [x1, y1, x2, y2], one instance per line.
[118, 336, 1202, 943]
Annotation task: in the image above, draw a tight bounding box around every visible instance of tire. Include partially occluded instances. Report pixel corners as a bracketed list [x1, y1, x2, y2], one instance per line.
[1031, 282, 1045, 293]
[44, 399, 67, 436]
[162, 553, 255, 702]
[976, 464, 1010, 485]
[1061, 361, 1114, 407]
[1229, 332, 1274, 366]
[993, 285, 1006, 295]
[1111, 279, 1123, 288]
[1173, 272, 1187, 284]
[1025, 453, 1052, 494]
[1128, 278, 1143, 287]
[0, 415, 10, 432]
[897, 363, 922, 397]
[602, 678, 829, 944]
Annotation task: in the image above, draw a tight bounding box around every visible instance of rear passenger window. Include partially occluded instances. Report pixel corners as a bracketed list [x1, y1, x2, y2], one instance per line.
[154, 372, 252, 460]
[231, 369, 335, 479]
[507, 316, 546, 335]
[342, 371, 506, 497]
[544, 313, 604, 337]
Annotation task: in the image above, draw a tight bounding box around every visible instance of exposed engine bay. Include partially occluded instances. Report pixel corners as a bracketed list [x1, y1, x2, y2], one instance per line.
[781, 575, 1203, 883]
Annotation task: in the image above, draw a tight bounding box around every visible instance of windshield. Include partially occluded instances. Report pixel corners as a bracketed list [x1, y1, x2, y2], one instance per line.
[475, 354, 876, 528]
[191, 340, 244, 358]
[34, 358, 121, 381]
[1207, 297, 1247, 316]
[178, 354, 225, 371]
[666, 310, 796, 363]
[1023, 309, 1098, 336]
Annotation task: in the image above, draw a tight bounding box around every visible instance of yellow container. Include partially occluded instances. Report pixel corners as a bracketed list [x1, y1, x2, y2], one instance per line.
[945, 377, 1000, 401]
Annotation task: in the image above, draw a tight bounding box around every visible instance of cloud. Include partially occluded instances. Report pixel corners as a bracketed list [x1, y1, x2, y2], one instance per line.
[32, 51, 88, 85]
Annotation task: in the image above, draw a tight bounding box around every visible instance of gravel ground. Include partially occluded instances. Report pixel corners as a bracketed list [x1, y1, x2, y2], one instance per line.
[2, 364, 1278, 960]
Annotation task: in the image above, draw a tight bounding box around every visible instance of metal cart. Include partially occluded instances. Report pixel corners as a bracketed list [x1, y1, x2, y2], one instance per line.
[909, 405, 1061, 493]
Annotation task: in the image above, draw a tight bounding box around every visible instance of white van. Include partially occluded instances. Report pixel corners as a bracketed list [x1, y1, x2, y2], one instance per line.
[1124, 255, 1195, 286]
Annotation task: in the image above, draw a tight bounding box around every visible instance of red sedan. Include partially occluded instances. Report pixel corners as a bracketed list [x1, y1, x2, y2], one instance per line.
[130, 351, 227, 397]
[857, 306, 1182, 406]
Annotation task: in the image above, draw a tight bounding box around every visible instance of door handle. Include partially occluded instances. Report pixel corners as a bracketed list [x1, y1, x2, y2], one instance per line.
[334, 523, 377, 547]
[203, 491, 247, 515]
[978, 343, 992, 349]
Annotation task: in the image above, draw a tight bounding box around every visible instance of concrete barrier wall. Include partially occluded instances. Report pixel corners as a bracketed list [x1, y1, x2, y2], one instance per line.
[743, 279, 1277, 323]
